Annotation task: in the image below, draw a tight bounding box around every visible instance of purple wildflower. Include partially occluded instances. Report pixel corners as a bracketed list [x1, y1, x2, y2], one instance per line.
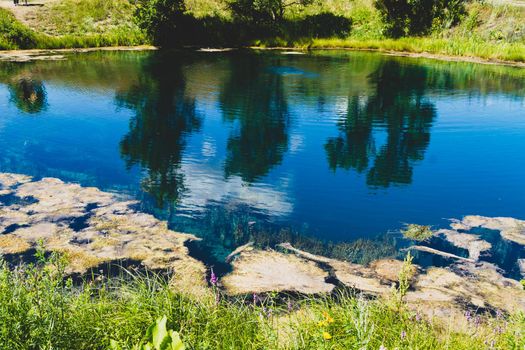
[496, 309, 503, 319]
[474, 316, 481, 327]
[400, 330, 407, 340]
[210, 268, 218, 286]
[287, 300, 293, 312]
[465, 310, 472, 322]
[253, 293, 259, 306]
[415, 312, 422, 322]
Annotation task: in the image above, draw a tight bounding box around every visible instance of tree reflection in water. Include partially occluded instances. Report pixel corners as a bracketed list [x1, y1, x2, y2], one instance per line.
[325, 61, 436, 187]
[8, 78, 47, 114]
[220, 55, 290, 183]
[116, 53, 202, 206]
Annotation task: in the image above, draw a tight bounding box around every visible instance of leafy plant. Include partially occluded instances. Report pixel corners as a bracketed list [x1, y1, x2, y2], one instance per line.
[111, 316, 185, 350]
[401, 224, 433, 241]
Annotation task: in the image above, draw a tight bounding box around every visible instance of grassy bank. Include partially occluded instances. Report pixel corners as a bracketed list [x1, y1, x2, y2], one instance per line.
[305, 37, 525, 63]
[0, 1, 144, 50]
[0, 254, 524, 349]
[1, 0, 525, 64]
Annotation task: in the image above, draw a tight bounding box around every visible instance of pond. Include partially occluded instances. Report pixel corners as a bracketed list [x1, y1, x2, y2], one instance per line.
[0, 50, 524, 275]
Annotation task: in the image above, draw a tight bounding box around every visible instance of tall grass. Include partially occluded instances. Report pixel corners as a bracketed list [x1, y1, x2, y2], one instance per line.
[0, 254, 523, 349]
[300, 37, 525, 63]
[0, 9, 38, 50]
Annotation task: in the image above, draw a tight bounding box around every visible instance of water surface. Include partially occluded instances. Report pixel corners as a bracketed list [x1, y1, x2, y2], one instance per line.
[0, 50, 524, 271]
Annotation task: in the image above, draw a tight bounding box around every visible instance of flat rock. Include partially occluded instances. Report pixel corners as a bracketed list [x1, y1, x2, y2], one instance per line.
[221, 249, 334, 295]
[438, 229, 492, 260]
[0, 173, 207, 296]
[460, 215, 525, 245]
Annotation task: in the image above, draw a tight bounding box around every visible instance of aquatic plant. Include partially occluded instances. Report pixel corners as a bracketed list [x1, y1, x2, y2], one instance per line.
[401, 224, 434, 241]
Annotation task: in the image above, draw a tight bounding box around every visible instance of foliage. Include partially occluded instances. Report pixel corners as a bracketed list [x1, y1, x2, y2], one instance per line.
[34, 0, 140, 37]
[374, 0, 466, 37]
[401, 223, 434, 241]
[390, 252, 415, 310]
[0, 9, 38, 50]
[111, 316, 185, 350]
[0, 255, 524, 349]
[134, 0, 190, 46]
[229, 0, 315, 25]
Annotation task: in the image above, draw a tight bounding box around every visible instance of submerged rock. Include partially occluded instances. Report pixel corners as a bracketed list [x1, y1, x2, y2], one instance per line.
[1, 172, 524, 321]
[0, 174, 207, 295]
[459, 215, 525, 246]
[438, 229, 491, 261]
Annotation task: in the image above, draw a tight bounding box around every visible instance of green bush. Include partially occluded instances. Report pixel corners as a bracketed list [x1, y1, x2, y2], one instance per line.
[374, 0, 466, 37]
[0, 9, 38, 49]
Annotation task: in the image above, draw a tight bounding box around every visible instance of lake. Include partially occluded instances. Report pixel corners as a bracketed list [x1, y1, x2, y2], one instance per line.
[1, 50, 524, 273]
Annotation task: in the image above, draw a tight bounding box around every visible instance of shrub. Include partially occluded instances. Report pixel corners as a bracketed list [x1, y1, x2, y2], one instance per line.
[299, 13, 352, 38]
[374, 0, 466, 37]
[0, 9, 38, 49]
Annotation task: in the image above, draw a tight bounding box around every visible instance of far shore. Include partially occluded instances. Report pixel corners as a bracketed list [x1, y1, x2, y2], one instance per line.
[1, 44, 525, 68]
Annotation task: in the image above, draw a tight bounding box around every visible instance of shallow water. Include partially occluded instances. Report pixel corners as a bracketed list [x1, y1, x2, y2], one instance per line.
[0, 50, 524, 271]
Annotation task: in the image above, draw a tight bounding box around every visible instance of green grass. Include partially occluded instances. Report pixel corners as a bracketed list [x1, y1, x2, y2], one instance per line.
[1, 0, 525, 64]
[290, 36, 525, 63]
[0, 1, 145, 50]
[0, 255, 524, 349]
[33, 0, 141, 37]
[0, 8, 38, 50]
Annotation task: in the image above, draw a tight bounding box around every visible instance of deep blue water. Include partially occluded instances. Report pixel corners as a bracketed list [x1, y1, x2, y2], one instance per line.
[0, 50, 524, 268]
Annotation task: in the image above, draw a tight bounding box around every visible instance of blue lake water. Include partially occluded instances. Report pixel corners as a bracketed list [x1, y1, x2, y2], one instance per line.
[0, 50, 524, 270]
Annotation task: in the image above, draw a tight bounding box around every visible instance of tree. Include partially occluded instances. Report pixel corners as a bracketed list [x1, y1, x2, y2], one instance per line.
[374, 0, 465, 37]
[134, 0, 194, 46]
[229, 0, 315, 27]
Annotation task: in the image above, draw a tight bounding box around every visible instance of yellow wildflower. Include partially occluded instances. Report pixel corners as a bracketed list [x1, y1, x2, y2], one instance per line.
[322, 311, 334, 323]
[317, 320, 327, 327]
[322, 332, 332, 340]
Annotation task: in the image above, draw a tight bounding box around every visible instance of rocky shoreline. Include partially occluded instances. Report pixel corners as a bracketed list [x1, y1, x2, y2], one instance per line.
[1, 172, 524, 324]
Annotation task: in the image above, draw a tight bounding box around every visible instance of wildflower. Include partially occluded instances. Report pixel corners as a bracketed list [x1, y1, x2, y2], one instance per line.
[465, 310, 472, 322]
[400, 330, 406, 340]
[415, 312, 422, 322]
[379, 345, 387, 350]
[322, 331, 332, 340]
[317, 320, 327, 327]
[210, 268, 218, 286]
[474, 316, 481, 327]
[322, 311, 334, 323]
[287, 300, 293, 312]
[495, 309, 503, 319]
[253, 293, 259, 306]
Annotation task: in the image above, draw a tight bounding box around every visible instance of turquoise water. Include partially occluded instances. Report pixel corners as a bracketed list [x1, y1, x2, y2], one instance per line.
[0, 50, 524, 272]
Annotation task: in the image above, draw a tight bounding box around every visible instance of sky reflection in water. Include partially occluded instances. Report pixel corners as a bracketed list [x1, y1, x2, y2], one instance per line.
[0, 50, 524, 268]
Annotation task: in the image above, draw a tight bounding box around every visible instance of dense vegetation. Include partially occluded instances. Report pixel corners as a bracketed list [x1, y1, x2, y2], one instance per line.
[0, 0, 524, 62]
[0, 253, 523, 349]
